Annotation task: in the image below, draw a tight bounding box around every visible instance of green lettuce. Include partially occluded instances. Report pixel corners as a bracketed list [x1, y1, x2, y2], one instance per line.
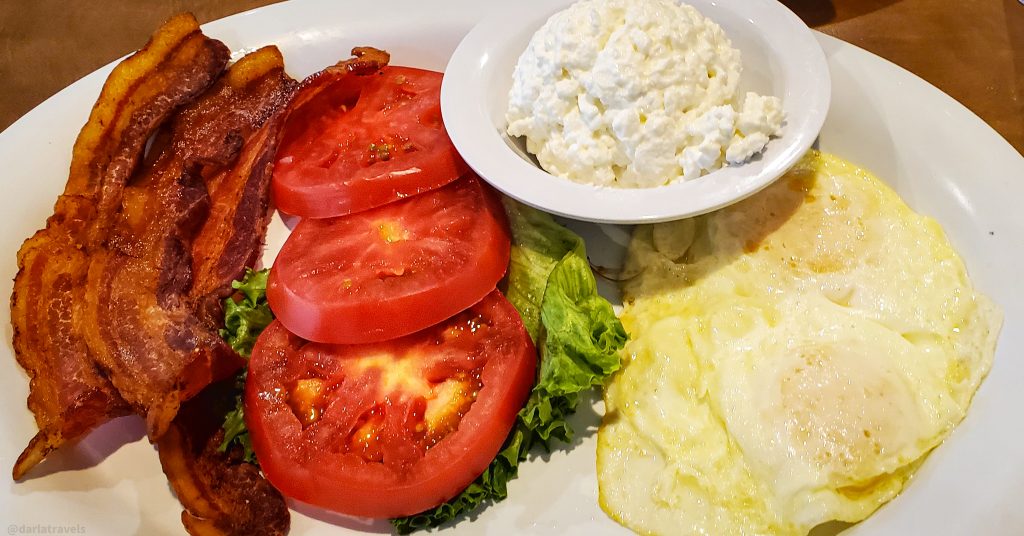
[218, 268, 273, 464]
[219, 268, 273, 358]
[391, 199, 627, 533]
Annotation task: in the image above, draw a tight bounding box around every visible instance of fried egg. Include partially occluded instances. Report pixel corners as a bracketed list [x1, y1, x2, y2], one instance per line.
[597, 151, 1001, 535]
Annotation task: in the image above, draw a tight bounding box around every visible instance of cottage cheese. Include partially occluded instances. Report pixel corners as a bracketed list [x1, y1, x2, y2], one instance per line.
[506, 0, 784, 188]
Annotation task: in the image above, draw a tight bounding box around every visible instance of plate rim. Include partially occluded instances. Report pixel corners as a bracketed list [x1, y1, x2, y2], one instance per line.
[1, 1, 1023, 535]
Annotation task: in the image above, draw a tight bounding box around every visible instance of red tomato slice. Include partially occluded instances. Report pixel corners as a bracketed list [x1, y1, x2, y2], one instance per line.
[267, 173, 511, 344]
[245, 290, 537, 518]
[272, 65, 468, 218]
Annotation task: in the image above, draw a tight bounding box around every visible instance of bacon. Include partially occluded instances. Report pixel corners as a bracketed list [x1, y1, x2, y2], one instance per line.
[10, 13, 229, 480]
[157, 381, 290, 536]
[273, 46, 390, 141]
[13, 18, 295, 532]
[290, 46, 390, 107]
[11, 19, 392, 535]
[78, 45, 296, 439]
[147, 48, 296, 535]
[188, 48, 295, 325]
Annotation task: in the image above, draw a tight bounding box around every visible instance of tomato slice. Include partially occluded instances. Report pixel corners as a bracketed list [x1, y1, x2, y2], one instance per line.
[272, 65, 468, 218]
[267, 173, 511, 344]
[245, 290, 536, 518]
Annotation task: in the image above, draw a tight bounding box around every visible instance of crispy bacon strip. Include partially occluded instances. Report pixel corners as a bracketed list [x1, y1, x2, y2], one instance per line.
[155, 47, 295, 536]
[189, 48, 296, 323]
[10, 13, 229, 480]
[289, 46, 389, 108]
[157, 381, 289, 536]
[275, 46, 390, 134]
[188, 47, 387, 307]
[153, 47, 395, 535]
[13, 13, 297, 534]
[79, 45, 296, 439]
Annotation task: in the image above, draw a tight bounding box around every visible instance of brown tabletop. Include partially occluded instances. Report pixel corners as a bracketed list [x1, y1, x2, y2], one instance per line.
[1, 0, 1022, 153]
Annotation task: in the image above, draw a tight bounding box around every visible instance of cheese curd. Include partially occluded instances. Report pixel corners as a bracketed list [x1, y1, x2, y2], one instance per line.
[506, 0, 783, 188]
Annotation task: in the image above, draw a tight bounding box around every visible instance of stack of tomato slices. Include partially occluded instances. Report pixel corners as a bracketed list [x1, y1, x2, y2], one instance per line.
[245, 57, 537, 519]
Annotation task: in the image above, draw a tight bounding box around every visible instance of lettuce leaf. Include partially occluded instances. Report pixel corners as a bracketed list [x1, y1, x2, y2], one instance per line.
[500, 197, 581, 340]
[219, 370, 258, 464]
[218, 268, 273, 463]
[391, 199, 627, 533]
[219, 268, 273, 358]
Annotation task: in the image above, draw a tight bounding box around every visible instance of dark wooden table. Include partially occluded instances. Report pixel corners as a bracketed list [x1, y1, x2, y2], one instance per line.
[2, 0, 1022, 153]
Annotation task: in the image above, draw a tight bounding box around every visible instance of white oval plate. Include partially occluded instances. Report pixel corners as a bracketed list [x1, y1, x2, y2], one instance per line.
[0, 1, 1022, 535]
[442, 0, 830, 223]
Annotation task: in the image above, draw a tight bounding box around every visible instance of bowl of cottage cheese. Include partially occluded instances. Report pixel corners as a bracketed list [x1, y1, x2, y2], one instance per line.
[442, 0, 829, 223]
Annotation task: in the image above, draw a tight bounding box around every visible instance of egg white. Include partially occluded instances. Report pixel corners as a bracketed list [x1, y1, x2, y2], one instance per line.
[598, 151, 1001, 535]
